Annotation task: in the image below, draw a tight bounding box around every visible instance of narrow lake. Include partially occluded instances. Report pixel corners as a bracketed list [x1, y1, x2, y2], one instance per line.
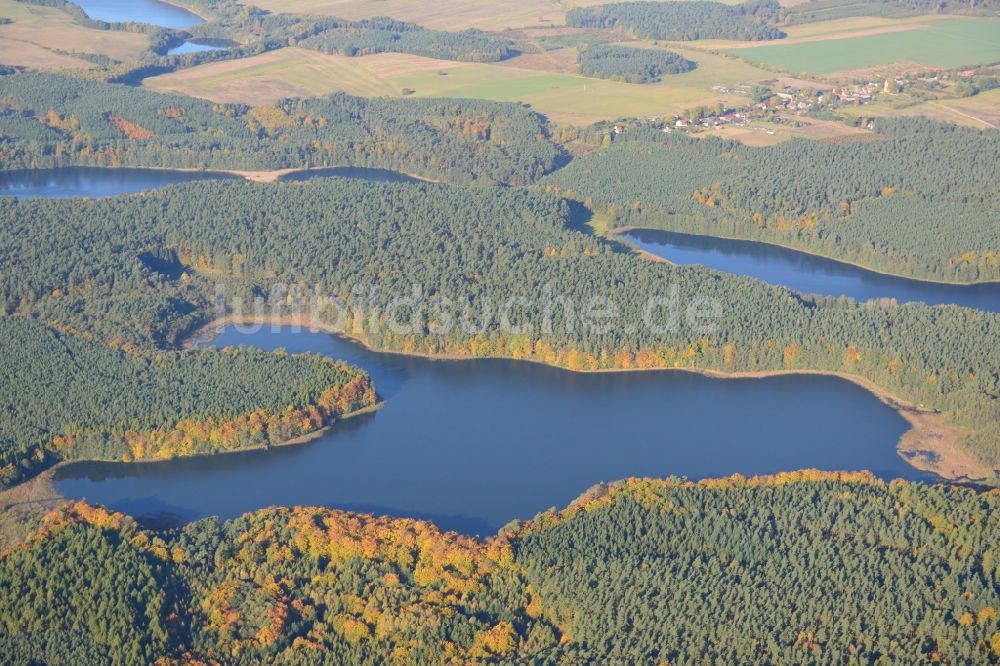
[0, 167, 238, 198]
[56, 327, 922, 536]
[75, 0, 203, 28]
[627, 229, 1000, 312]
[0, 166, 425, 198]
[167, 38, 236, 55]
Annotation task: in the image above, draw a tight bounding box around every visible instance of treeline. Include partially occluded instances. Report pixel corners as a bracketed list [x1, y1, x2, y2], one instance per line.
[785, 0, 1000, 24]
[299, 17, 512, 62]
[0, 317, 375, 489]
[577, 45, 695, 83]
[540, 118, 1000, 283]
[0, 72, 564, 184]
[566, 0, 786, 41]
[2, 474, 998, 663]
[21, 0, 512, 67]
[1, 178, 997, 468]
[172, 0, 513, 62]
[164, 14, 512, 64]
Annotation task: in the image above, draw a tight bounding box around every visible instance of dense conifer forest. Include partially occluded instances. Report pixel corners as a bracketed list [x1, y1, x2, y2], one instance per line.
[1, 2, 999, 664]
[298, 17, 512, 62]
[0, 72, 563, 184]
[541, 119, 1000, 283]
[0, 317, 376, 488]
[1, 474, 997, 664]
[1, 178, 997, 469]
[566, 0, 786, 41]
[577, 45, 695, 83]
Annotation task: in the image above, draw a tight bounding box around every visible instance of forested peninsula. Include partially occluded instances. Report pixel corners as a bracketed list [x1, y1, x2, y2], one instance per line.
[0, 317, 376, 489]
[1, 473, 997, 664]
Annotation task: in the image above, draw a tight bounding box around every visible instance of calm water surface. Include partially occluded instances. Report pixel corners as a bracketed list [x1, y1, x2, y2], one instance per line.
[0, 167, 238, 199]
[167, 38, 236, 55]
[56, 327, 922, 535]
[76, 0, 203, 27]
[627, 229, 1000, 312]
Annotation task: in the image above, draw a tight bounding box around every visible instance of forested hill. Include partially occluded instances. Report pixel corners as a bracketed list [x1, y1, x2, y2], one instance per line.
[1, 178, 998, 469]
[298, 17, 512, 62]
[1, 474, 997, 664]
[0, 316, 376, 489]
[0, 72, 563, 184]
[541, 118, 1000, 283]
[577, 45, 695, 84]
[566, 0, 786, 41]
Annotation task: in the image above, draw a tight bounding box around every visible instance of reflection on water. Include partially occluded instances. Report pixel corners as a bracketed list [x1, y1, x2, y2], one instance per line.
[167, 38, 237, 55]
[627, 229, 1000, 312]
[56, 327, 921, 535]
[75, 0, 204, 27]
[0, 167, 238, 199]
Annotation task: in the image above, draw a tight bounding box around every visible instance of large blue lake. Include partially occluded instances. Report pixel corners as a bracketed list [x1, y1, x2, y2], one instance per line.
[55, 327, 922, 536]
[75, 0, 203, 27]
[627, 229, 1000, 312]
[0, 167, 237, 198]
[0, 166, 417, 198]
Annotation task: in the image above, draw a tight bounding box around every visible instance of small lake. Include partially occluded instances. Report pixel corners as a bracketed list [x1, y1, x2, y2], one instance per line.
[0, 167, 239, 199]
[75, 0, 203, 28]
[279, 167, 428, 184]
[167, 38, 236, 55]
[627, 229, 1000, 312]
[56, 327, 923, 536]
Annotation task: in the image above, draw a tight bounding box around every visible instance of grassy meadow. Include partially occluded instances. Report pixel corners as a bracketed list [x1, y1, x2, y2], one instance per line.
[145, 46, 777, 124]
[0, 0, 148, 68]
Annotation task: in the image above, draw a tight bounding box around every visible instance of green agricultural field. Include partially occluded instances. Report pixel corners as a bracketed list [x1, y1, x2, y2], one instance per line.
[725, 18, 1000, 75]
[0, 0, 148, 68]
[147, 46, 777, 124]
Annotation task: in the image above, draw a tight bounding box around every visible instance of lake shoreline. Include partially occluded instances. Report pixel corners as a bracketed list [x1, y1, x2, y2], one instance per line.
[610, 225, 1000, 288]
[187, 314, 997, 485]
[0, 165, 441, 188]
[0, 400, 383, 549]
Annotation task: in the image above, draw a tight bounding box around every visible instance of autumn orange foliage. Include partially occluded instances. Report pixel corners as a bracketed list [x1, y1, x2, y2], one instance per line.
[108, 116, 155, 140]
[50, 371, 376, 463]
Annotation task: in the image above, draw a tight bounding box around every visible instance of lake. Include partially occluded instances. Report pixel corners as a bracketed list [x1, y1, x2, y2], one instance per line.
[75, 0, 203, 27]
[0, 167, 239, 199]
[167, 38, 237, 55]
[55, 326, 923, 536]
[0, 167, 430, 199]
[626, 229, 1000, 312]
